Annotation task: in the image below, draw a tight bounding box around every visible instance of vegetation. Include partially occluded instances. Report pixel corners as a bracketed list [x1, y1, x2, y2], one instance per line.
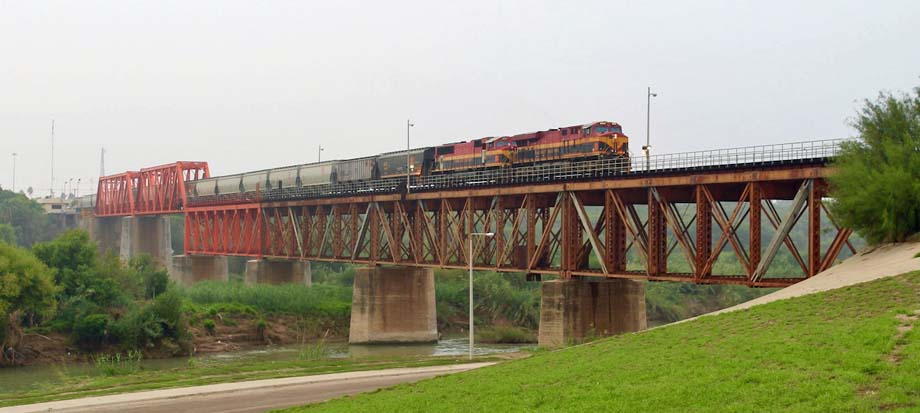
[476, 326, 534, 344]
[282, 271, 920, 412]
[831, 86, 920, 244]
[93, 350, 143, 376]
[0, 242, 58, 363]
[0, 190, 55, 247]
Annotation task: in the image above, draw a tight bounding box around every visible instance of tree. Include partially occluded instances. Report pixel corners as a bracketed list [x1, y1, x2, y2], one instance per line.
[0, 242, 58, 363]
[829, 86, 920, 244]
[0, 223, 16, 245]
[32, 230, 122, 307]
[0, 190, 53, 247]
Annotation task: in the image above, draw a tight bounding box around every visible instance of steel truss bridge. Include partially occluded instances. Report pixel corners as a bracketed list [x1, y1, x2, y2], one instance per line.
[95, 139, 854, 287]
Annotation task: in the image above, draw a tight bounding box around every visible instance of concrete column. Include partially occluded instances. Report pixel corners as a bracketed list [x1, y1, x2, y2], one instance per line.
[244, 260, 312, 286]
[170, 255, 230, 286]
[349, 266, 437, 344]
[120, 216, 173, 268]
[538, 278, 647, 348]
[85, 216, 125, 256]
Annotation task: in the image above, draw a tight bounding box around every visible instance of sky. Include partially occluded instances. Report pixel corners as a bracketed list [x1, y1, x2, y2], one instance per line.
[1, 0, 918, 197]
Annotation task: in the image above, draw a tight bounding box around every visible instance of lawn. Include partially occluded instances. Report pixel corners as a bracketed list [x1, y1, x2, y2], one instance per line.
[280, 271, 920, 412]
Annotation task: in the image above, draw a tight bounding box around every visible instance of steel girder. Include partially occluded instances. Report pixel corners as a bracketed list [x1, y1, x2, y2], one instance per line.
[183, 173, 853, 287]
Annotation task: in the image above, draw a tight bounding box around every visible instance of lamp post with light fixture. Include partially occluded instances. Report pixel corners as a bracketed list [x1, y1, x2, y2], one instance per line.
[468, 231, 494, 359]
[644, 86, 658, 171]
[407, 119, 414, 193]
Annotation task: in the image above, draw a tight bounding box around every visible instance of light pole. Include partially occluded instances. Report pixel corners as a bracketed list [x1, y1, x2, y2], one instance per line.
[318, 145, 324, 162]
[468, 231, 494, 360]
[644, 86, 657, 171]
[406, 119, 414, 193]
[11, 153, 16, 192]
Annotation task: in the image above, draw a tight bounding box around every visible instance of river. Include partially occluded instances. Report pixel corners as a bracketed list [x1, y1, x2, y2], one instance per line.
[0, 337, 526, 394]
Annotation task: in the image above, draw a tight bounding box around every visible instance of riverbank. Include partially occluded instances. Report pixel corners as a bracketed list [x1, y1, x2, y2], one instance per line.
[281, 269, 920, 412]
[0, 342, 526, 408]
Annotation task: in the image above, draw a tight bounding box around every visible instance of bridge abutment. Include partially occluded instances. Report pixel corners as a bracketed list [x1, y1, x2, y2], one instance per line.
[349, 266, 437, 344]
[244, 259, 312, 286]
[170, 255, 229, 286]
[538, 278, 647, 348]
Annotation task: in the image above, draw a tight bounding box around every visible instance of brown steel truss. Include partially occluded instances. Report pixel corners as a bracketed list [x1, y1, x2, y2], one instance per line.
[185, 166, 852, 287]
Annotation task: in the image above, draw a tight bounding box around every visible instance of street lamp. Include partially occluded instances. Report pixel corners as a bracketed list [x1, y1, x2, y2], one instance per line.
[318, 145, 324, 162]
[644, 86, 658, 171]
[11, 153, 16, 192]
[468, 231, 494, 360]
[406, 119, 414, 193]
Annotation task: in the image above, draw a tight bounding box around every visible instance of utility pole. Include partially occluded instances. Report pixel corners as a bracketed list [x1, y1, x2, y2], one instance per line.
[644, 87, 657, 171]
[100, 147, 106, 177]
[407, 119, 414, 193]
[11, 153, 16, 192]
[50, 120, 55, 197]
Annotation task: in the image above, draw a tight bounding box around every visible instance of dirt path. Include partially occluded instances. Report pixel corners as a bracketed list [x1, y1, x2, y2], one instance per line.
[0, 362, 496, 413]
[708, 243, 920, 317]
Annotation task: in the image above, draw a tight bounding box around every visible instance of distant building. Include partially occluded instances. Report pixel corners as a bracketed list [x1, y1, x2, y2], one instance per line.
[37, 197, 68, 214]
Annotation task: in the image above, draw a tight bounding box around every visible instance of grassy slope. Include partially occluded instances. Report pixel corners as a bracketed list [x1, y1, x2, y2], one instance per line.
[282, 271, 920, 412]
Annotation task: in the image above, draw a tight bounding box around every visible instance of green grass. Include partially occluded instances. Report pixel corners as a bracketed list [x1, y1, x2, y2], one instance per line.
[0, 356, 493, 407]
[280, 271, 920, 412]
[476, 326, 534, 344]
[183, 281, 352, 317]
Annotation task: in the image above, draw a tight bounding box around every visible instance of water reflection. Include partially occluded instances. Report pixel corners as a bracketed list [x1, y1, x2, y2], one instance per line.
[0, 338, 526, 393]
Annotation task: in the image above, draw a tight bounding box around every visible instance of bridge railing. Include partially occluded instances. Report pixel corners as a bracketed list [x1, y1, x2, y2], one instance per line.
[414, 138, 845, 191]
[186, 139, 845, 205]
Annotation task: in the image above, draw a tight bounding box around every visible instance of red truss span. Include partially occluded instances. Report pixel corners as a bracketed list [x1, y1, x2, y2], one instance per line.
[95, 161, 210, 216]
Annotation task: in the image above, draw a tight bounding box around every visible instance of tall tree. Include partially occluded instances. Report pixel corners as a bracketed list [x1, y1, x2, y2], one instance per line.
[830, 86, 920, 244]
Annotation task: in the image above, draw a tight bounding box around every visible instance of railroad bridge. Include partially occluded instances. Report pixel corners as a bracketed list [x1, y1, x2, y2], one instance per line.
[80, 139, 853, 347]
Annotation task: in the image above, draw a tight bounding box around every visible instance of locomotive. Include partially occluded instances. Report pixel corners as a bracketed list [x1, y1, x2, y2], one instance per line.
[188, 121, 629, 197]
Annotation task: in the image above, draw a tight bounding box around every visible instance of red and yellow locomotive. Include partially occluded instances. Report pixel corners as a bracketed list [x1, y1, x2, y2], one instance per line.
[431, 121, 628, 173]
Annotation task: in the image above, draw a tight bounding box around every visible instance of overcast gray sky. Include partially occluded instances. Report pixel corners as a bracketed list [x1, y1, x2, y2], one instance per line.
[2, 0, 918, 196]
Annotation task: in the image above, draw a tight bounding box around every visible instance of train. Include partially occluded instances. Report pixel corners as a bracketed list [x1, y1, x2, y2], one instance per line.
[187, 121, 629, 198]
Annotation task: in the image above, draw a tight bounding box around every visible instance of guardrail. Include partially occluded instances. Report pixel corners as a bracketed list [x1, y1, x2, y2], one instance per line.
[183, 138, 844, 206]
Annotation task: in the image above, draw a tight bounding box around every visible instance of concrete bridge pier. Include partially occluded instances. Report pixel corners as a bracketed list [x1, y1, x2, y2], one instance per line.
[83, 216, 124, 255]
[84, 215, 173, 268]
[170, 255, 230, 286]
[244, 259, 312, 286]
[120, 216, 173, 268]
[538, 278, 647, 348]
[349, 266, 438, 344]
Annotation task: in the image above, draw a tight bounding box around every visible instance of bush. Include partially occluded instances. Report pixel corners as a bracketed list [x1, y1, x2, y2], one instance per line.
[830, 86, 920, 244]
[109, 288, 190, 352]
[73, 313, 110, 350]
[202, 319, 216, 335]
[128, 255, 170, 299]
[94, 350, 142, 376]
[476, 326, 535, 343]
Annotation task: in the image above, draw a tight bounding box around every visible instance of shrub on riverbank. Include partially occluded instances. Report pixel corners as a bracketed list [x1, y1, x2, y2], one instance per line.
[476, 326, 534, 344]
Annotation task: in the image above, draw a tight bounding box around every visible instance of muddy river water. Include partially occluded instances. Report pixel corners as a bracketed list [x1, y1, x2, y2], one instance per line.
[0, 337, 526, 393]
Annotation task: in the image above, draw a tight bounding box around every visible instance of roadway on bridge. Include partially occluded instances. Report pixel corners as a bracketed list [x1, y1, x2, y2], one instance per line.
[0, 362, 496, 413]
